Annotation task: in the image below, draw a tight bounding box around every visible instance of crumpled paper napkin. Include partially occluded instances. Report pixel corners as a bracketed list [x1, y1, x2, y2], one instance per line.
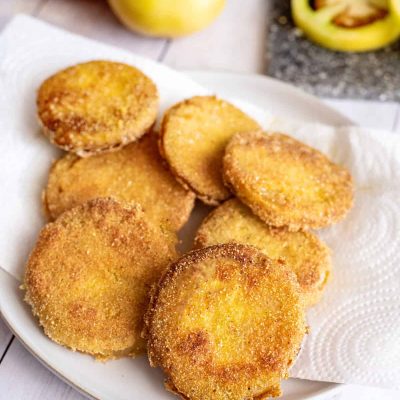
[268, 119, 400, 390]
[0, 14, 208, 281]
[1, 14, 399, 391]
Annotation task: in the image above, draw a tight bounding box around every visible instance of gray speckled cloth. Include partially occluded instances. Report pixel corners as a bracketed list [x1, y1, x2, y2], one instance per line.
[266, 0, 400, 101]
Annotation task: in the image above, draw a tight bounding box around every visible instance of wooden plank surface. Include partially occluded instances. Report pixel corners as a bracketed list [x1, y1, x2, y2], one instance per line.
[36, 0, 167, 60]
[164, 0, 269, 72]
[0, 319, 13, 361]
[0, 0, 45, 28]
[0, 339, 85, 400]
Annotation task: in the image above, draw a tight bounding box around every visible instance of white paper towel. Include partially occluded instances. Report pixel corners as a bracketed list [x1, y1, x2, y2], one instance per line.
[0, 14, 399, 391]
[0, 15, 274, 283]
[0, 15, 212, 282]
[267, 120, 400, 390]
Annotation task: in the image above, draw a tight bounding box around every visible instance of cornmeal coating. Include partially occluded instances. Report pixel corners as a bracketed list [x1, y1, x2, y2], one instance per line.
[195, 199, 331, 306]
[37, 60, 158, 156]
[145, 243, 306, 400]
[223, 131, 353, 231]
[24, 198, 177, 360]
[44, 132, 195, 231]
[159, 96, 261, 205]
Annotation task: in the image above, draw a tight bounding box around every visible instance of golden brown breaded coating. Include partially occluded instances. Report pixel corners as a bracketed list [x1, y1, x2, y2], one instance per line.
[37, 60, 159, 156]
[194, 199, 331, 306]
[223, 131, 353, 231]
[159, 96, 261, 205]
[145, 244, 306, 400]
[24, 198, 177, 360]
[44, 132, 195, 231]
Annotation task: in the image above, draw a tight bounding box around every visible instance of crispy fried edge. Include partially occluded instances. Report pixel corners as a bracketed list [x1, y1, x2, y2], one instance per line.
[39, 120, 155, 157]
[164, 379, 281, 400]
[158, 96, 262, 206]
[37, 60, 159, 156]
[193, 199, 332, 307]
[42, 132, 196, 230]
[223, 131, 354, 231]
[24, 197, 176, 360]
[143, 243, 305, 399]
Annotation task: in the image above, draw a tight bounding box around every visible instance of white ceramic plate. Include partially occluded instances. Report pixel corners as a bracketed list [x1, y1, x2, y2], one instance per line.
[0, 71, 349, 400]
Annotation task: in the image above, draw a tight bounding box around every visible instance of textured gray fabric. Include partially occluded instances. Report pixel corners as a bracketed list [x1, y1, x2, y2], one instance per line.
[266, 0, 400, 101]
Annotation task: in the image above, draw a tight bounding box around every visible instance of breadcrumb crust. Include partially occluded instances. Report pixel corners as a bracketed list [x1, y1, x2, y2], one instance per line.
[194, 198, 331, 306]
[37, 60, 159, 156]
[223, 131, 353, 231]
[44, 132, 195, 231]
[24, 198, 177, 360]
[144, 243, 306, 400]
[159, 96, 261, 205]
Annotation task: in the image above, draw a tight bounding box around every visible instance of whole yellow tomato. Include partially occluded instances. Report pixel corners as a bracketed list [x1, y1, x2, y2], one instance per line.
[108, 0, 226, 38]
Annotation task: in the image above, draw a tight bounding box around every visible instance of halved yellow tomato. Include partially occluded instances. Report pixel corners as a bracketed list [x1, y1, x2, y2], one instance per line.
[391, 0, 400, 23]
[291, 0, 400, 52]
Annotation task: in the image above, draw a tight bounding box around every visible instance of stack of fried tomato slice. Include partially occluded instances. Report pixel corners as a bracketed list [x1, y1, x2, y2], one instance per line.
[291, 0, 400, 52]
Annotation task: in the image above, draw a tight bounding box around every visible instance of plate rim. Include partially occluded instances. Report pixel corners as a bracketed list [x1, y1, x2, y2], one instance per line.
[1, 268, 124, 400]
[0, 70, 349, 400]
[0, 272, 95, 400]
[0, 268, 343, 400]
[184, 70, 349, 400]
[184, 69, 353, 126]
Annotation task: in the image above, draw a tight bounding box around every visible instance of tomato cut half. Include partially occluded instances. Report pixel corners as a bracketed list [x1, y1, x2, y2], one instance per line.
[391, 0, 400, 23]
[291, 0, 400, 52]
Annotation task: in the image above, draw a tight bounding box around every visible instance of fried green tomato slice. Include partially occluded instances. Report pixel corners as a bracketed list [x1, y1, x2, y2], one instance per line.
[37, 60, 159, 156]
[44, 132, 195, 231]
[223, 131, 353, 231]
[144, 243, 306, 400]
[194, 199, 331, 306]
[24, 198, 177, 360]
[159, 96, 261, 205]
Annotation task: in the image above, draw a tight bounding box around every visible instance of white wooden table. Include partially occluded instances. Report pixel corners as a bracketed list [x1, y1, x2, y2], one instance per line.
[0, 1, 399, 399]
